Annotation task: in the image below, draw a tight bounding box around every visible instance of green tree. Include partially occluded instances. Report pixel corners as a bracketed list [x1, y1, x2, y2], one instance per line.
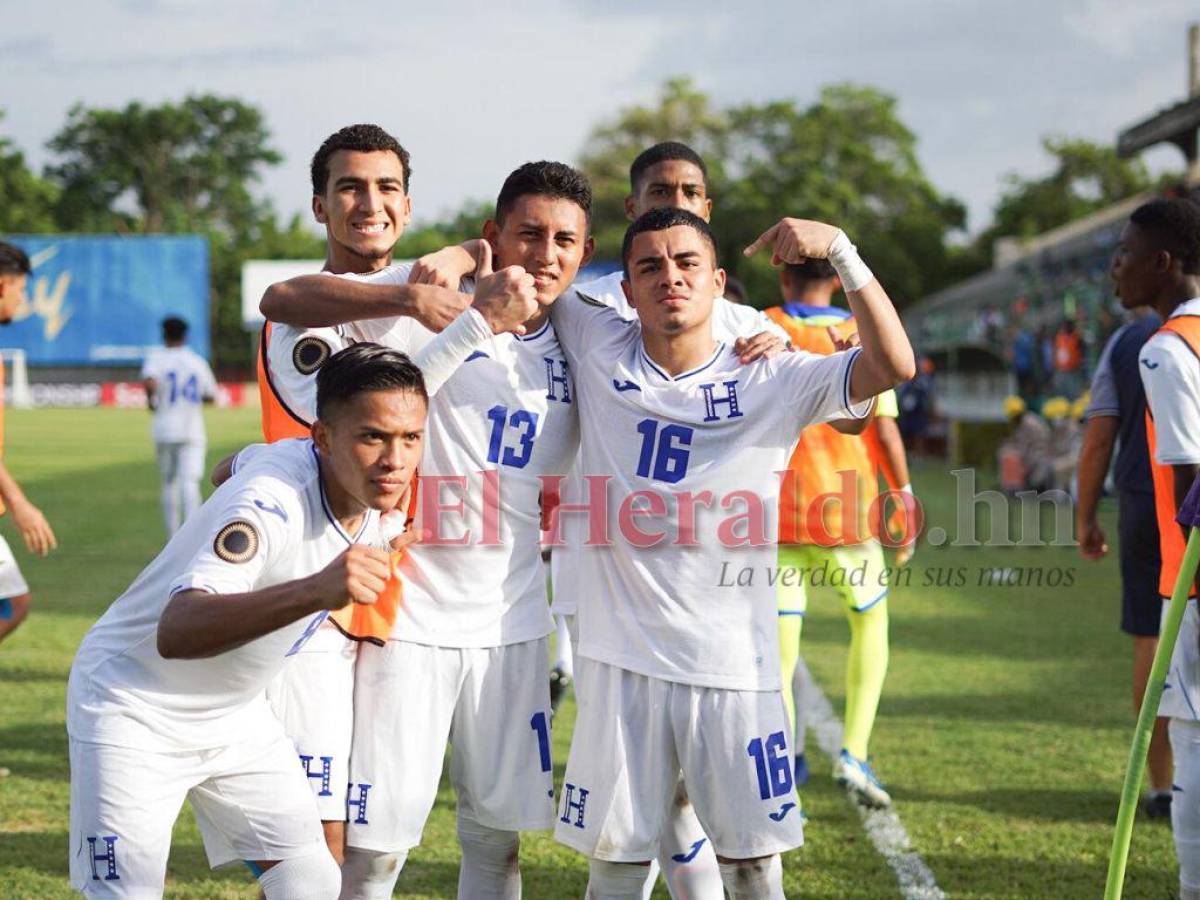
[574, 81, 967, 307]
[0, 112, 59, 233]
[986, 137, 1153, 242]
[44, 96, 285, 370]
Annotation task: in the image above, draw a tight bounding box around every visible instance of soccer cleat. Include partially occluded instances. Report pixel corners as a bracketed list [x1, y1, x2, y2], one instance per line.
[793, 752, 810, 786]
[549, 665, 572, 716]
[834, 749, 892, 809]
[1142, 791, 1172, 821]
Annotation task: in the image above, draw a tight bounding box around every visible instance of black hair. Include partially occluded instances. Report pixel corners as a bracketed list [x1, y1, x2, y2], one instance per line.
[315, 343, 427, 421]
[1130, 198, 1200, 275]
[621, 208, 718, 278]
[0, 242, 31, 277]
[494, 161, 592, 227]
[629, 142, 708, 193]
[311, 124, 412, 195]
[162, 316, 188, 343]
[783, 258, 838, 285]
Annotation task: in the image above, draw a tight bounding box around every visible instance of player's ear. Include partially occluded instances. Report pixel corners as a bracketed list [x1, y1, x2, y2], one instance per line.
[624, 194, 637, 222]
[701, 197, 713, 222]
[581, 235, 595, 268]
[400, 193, 412, 228]
[713, 267, 727, 297]
[310, 418, 330, 455]
[481, 221, 501, 254]
[621, 276, 635, 309]
[312, 194, 327, 225]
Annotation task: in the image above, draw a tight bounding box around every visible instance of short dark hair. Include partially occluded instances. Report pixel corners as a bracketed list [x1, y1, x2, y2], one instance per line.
[783, 258, 838, 285]
[495, 161, 592, 227]
[311, 124, 412, 195]
[0, 242, 31, 277]
[621, 208, 718, 278]
[1130, 198, 1200, 275]
[162, 316, 188, 343]
[629, 142, 708, 193]
[315, 343, 427, 421]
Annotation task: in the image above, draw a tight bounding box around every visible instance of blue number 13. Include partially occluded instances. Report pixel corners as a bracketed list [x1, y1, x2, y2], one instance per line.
[486, 405, 539, 468]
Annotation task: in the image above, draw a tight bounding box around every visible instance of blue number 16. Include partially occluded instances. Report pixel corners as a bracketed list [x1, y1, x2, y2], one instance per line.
[747, 732, 793, 800]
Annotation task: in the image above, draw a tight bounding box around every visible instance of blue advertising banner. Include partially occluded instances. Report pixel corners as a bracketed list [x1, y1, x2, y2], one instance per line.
[4, 235, 210, 365]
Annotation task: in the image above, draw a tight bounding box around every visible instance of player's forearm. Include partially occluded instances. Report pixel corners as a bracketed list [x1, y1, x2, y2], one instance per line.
[260, 275, 420, 327]
[845, 278, 916, 403]
[875, 416, 910, 488]
[411, 307, 493, 396]
[157, 580, 327, 659]
[1075, 416, 1117, 524]
[0, 460, 32, 511]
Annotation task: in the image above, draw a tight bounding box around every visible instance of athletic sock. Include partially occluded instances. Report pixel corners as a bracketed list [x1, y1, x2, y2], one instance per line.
[843, 597, 889, 760]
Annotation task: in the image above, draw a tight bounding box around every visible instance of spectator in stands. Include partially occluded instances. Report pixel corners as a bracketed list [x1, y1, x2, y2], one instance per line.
[1010, 322, 1038, 403]
[1075, 306, 1170, 819]
[898, 356, 935, 455]
[998, 395, 1052, 493]
[1053, 318, 1087, 397]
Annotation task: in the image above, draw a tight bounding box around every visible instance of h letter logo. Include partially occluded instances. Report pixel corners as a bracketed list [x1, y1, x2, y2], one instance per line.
[560, 783, 589, 829]
[87, 835, 120, 881]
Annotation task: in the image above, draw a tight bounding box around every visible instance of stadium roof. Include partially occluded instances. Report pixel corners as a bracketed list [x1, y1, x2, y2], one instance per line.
[1117, 94, 1200, 160]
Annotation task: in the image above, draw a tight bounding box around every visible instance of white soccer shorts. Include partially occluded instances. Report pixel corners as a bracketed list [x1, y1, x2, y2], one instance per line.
[1160, 598, 1200, 722]
[1172, 719, 1200, 892]
[555, 657, 805, 862]
[155, 441, 206, 486]
[68, 731, 325, 896]
[346, 637, 555, 852]
[265, 634, 358, 820]
[0, 533, 29, 599]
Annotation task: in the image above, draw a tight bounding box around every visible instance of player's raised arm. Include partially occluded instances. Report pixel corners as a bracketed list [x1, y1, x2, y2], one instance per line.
[410, 241, 539, 395]
[261, 271, 470, 332]
[158, 544, 391, 659]
[745, 218, 915, 402]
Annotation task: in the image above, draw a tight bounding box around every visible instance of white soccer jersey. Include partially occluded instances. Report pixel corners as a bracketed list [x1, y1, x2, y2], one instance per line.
[350, 306, 578, 647]
[550, 292, 867, 691]
[67, 438, 381, 751]
[550, 272, 789, 617]
[1140, 298, 1200, 466]
[140, 346, 217, 444]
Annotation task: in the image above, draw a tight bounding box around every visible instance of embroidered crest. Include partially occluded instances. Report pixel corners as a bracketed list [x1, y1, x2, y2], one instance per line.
[214, 521, 259, 564]
[293, 336, 332, 375]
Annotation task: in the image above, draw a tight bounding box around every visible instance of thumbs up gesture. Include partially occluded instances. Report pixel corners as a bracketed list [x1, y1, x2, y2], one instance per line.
[471, 241, 539, 335]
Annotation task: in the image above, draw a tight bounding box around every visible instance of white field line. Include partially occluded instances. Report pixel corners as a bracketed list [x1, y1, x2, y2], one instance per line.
[799, 659, 946, 900]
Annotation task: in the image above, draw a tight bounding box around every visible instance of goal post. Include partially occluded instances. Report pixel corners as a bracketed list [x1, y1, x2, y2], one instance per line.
[0, 349, 32, 409]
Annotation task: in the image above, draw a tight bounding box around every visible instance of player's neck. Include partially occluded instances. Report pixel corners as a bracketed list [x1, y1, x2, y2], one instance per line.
[1152, 279, 1200, 319]
[786, 287, 835, 308]
[323, 243, 393, 276]
[317, 464, 368, 535]
[641, 325, 718, 377]
[523, 308, 549, 335]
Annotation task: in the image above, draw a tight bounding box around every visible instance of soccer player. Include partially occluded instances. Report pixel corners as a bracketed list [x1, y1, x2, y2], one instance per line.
[260, 161, 593, 899]
[255, 125, 471, 867]
[765, 258, 901, 806]
[549, 209, 913, 899]
[1115, 197, 1200, 899]
[66, 344, 426, 899]
[1076, 306, 1168, 818]
[141, 316, 217, 536]
[0, 241, 57, 648]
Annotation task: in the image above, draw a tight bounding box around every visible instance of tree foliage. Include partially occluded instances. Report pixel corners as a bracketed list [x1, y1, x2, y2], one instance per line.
[0, 113, 59, 234]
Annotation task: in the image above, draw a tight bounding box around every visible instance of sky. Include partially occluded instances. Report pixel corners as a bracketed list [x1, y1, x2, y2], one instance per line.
[3, 0, 1198, 237]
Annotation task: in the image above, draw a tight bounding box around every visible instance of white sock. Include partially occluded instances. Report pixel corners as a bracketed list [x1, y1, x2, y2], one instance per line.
[656, 783, 723, 899]
[792, 658, 808, 751]
[554, 614, 574, 676]
[717, 855, 785, 900]
[258, 850, 342, 900]
[457, 815, 520, 899]
[588, 859, 652, 899]
[338, 848, 407, 899]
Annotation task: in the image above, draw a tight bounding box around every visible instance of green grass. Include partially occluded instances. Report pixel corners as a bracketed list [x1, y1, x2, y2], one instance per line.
[0, 408, 1181, 897]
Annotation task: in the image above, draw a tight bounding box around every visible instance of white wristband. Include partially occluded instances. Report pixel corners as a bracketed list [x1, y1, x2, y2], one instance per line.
[827, 230, 874, 293]
[898, 482, 913, 495]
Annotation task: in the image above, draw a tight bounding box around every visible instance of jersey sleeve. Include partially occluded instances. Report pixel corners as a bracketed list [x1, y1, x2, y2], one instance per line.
[198, 358, 218, 400]
[1085, 327, 1122, 419]
[265, 324, 350, 426]
[139, 353, 161, 381]
[1140, 331, 1200, 464]
[168, 478, 302, 598]
[774, 346, 874, 428]
[549, 288, 627, 366]
[410, 307, 494, 396]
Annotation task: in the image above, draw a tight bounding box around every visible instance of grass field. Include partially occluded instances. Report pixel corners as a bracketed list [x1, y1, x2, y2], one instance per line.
[0, 406, 1183, 898]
